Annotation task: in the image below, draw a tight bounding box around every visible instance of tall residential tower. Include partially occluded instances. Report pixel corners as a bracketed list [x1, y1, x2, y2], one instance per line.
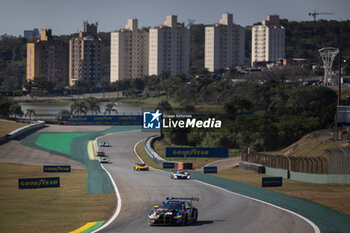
[149, 15, 190, 76]
[205, 13, 245, 72]
[69, 21, 102, 87]
[26, 29, 68, 84]
[251, 15, 285, 66]
[110, 19, 149, 82]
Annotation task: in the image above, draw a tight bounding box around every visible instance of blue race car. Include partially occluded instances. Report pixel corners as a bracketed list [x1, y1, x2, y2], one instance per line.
[148, 197, 198, 226]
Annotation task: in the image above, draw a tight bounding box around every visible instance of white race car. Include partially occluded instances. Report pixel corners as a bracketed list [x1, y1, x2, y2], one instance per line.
[171, 170, 191, 180]
[99, 141, 110, 147]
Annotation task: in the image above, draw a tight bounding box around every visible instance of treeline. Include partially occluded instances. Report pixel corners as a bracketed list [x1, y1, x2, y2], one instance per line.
[154, 73, 338, 151]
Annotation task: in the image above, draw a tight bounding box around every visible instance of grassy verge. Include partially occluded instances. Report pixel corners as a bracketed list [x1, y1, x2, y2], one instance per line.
[0, 163, 116, 233]
[153, 139, 240, 169]
[0, 120, 28, 137]
[213, 167, 350, 216]
[135, 139, 162, 169]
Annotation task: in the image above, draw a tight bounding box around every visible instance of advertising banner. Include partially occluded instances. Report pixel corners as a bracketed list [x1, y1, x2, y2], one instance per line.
[203, 166, 218, 173]
[166, 147, 228, 158]
[18, 177, 60, 189]
[43, 165, 71, 173]
[64, 115, 142, 125]
[262, 177, 283, 187]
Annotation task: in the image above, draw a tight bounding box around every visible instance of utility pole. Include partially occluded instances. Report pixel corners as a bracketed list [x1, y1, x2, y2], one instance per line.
[338, 27, 343, 105]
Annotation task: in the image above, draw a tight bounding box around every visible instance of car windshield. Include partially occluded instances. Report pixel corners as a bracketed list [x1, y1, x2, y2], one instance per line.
[159, 202, 183, 211]
[139, 163, 146, 166]
[177, 171, 185, 174]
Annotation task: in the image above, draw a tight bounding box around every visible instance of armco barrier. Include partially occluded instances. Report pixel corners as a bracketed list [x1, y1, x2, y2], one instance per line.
[6, 120, 45, 140]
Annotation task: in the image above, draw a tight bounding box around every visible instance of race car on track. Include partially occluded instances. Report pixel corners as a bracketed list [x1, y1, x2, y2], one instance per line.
[99, 157, 110, 163]
[134, 163, 149, 171]
[171, 170, 191, 179]
[99, 141, 110, 147]
[96, 150, 106, 157]
[148, 197, 198, 226]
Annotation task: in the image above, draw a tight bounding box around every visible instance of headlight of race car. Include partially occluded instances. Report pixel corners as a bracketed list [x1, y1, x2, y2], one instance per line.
[149, 214, 159, 219]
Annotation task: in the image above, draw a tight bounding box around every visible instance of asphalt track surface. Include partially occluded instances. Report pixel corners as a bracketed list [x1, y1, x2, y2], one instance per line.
[97, 130, 315, 233]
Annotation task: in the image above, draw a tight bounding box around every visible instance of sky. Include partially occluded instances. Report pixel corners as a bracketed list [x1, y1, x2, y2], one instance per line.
[1, 0, 349, 36]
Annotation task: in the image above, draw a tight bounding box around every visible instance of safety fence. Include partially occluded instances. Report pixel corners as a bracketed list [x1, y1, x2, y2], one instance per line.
[242, 152, 350, 174]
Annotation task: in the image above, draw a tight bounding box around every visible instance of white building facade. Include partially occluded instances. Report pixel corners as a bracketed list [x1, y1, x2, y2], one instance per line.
[110, 19, 149, 82]
[205, 13, 245, 72]
[148, 15, 190, 76]
[251, 15, 285, 66]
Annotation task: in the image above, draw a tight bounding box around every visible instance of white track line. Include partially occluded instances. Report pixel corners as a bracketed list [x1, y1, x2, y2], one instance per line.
[193, 179, 320, 233]
[91, 135, 121, 233]
[135, 140, 320, 233]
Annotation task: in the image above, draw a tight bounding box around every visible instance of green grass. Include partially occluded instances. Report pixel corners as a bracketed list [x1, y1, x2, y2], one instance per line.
[212, 167, 350, 217]
[0, 163, 116, 233]
[35, 133, 90, 155]
[269, 131, 347, 158]
[0, 120, 28, 137]
[153, 139, 240, 169]
[135, 139, 162, 169]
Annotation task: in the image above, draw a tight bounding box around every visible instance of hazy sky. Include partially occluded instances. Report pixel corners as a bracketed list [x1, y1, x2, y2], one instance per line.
[1, 0, 349, 36]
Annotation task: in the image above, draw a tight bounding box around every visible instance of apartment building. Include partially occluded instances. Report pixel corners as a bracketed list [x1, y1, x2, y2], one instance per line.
[110, 19, 149, 82]
[251, 15, 285, 66]
[205, 13, 245, 72]
[69, 21, 102, 87]
[149, 15, 190, 76]
[26, 29, 68, 83]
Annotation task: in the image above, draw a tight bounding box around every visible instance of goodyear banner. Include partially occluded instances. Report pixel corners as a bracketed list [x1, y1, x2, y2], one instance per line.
[163, 162, 175, 169]
[43, 165, 71, 173]
[166, 147, 228, 158]
[18, 177, 60, 189]
[203, 166, 218, 173]
[262, 177, 283, 187]
[63, 115, 142, 125]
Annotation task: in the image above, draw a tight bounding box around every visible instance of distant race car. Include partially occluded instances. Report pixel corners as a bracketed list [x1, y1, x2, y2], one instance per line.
[99, 157, 110, 163]
[99, 141, 110, 147]
[134, 163, 149, 171]
[96, 150, 106, 157]
[171, 170, 191, 179]
[148, 197, 199, 226]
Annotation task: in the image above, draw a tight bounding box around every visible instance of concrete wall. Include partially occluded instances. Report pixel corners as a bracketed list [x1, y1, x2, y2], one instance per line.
[265, 166, 350, 184]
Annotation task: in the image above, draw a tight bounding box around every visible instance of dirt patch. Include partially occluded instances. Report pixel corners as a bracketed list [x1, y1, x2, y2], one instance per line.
[285, 190, 350, 216]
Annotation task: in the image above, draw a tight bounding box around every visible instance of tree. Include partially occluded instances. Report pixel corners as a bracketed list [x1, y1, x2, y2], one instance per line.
[85, 97, 100, 115]
[70, 100, 88, 115]
[224, 96, 252, 114]
[104, 102, 118, 115]
[9, 103, 23, 119]
[56, 110, 70, 125]
[157, 100, 172, 114]
[25, 109, 36, 120]
[73, 80, 89, 98]
[100, 76, 110, 99]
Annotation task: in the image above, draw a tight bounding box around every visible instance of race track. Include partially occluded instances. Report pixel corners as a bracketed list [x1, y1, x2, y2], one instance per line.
[97, 130, 315, 233]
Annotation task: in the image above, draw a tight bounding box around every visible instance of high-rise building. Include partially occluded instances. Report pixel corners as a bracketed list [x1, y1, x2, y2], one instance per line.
[69, 21, 102, 87]
[24, 28, 40, 41]
[149, 15, 190, 76]
[251, 15, 285, 66]
[205, 13, 245, 72]
[110, 19, 149, 82]
[26, 29, 68, 83]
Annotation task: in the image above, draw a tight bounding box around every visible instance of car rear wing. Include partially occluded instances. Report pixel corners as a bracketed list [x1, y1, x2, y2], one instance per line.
[166, 197, 199, 202]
